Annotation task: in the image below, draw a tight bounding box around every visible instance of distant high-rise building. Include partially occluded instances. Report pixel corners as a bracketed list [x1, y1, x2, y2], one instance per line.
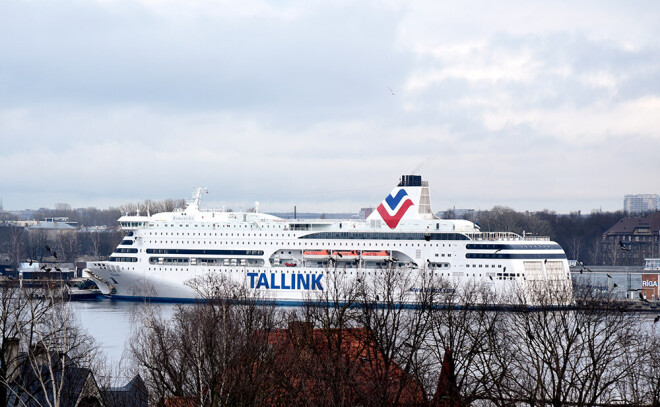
[624, 194, 660, 214]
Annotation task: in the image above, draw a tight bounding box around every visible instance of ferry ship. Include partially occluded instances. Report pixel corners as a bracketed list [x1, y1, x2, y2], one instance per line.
[84, 175, 572, 305]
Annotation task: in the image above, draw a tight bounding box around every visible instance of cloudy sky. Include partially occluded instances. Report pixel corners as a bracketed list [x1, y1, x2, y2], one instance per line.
[1, 0, 659, 214]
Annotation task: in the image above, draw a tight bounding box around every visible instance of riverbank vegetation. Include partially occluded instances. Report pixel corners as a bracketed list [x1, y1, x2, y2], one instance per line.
[128, 270, 660, 406]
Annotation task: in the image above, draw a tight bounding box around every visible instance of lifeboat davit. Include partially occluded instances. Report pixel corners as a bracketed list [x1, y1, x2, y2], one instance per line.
[303, 250, 330, 260]
[361, 250, 391, 261]
[331, 250, 360, 261]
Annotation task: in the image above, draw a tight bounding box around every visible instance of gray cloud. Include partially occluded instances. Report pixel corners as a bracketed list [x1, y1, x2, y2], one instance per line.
[0, 1, 410, 119]
[1, 0, 659, 214]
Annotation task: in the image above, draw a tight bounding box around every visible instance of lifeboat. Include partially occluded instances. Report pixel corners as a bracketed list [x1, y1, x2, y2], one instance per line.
[303, 250, 331, 260]
[361, 250, 391, 261]
[331, 250, 360, 261]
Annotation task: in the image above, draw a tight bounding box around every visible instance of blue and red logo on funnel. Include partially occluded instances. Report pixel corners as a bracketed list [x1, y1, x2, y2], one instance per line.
[377, 189, 414, 229]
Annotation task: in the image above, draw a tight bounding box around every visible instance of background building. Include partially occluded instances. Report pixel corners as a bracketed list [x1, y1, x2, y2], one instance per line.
[624, 194, 660, 214]
[601, 212, 660, 266]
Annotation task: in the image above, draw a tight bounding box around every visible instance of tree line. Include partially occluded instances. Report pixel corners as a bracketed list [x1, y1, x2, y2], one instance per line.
[0, 226, 124, 266]
[128, 269, 660, 406]
[0, 198, 186, 267]
[30, 198, 185, 228]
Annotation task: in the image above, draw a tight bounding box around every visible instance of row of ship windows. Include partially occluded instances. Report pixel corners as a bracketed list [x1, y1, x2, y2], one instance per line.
[142, 267, 459, 277]
[467, 264, 503, 268]
[148, 231, 295, 237]
[146, 248, 264, 255]
[143, 231, 470, 242]
[109, 257, 138, 262]
[110, 257, 508, 270]
[107, 259, 547, 275]
[136, 240, 455, 249]
[465, 243, 562, 250]
[300, 232, 469, 241]
[111, 258, 502, 272]
[466, 253, 567, 259]
[120, 240, 567, 256]
[115, 248, 138, 253]
[151, 223, 288, 229]
[115, 256, 453, 268]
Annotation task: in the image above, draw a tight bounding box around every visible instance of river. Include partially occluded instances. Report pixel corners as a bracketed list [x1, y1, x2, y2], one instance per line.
[72, 296, 660, 375]
[72, 298, 177, 366]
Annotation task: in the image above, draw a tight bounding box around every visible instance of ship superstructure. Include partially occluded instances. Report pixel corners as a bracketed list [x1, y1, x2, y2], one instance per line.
[85, 175, 572, 305]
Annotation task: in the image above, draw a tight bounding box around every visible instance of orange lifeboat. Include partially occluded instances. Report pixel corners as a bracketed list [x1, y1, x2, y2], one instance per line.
[331, 250, 360, 261]
[303, 250, 331, 260]
[361, 250, 390, 261]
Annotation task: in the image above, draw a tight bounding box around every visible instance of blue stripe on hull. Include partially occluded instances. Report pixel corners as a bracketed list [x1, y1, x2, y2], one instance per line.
[100, 295, 574, 311]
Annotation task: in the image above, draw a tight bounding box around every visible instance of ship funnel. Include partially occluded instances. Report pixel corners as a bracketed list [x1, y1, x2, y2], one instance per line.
[366, 175, 438, 229]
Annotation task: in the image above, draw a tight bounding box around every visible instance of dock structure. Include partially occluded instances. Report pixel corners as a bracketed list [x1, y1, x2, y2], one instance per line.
[570, 264, 659, 301]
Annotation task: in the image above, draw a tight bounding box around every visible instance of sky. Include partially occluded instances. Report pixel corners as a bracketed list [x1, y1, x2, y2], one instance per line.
[1, 0, 659, 214]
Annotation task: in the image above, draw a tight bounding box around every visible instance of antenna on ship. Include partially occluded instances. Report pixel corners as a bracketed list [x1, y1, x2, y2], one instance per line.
[191, 187, 208, 209]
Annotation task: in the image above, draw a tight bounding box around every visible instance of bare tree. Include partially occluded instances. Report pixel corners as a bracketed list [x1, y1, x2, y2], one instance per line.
[567, 236, 583, 262]
[351, 265, 433, 406]
[0, 283, 101, 407]
[605, 239, 619, 266]
[615, 323, 660, 405]
[130, 274, 278, 406]
[7, 227, 26, 269]
[54, 232, 78, 264]
[117, 203, 138, 217]
[0, 283, 44, 407]
[132, 199, 186, 216]
[87, 231, 102, 260]
[53, 203, 72, 214]
[427, 279, 505, 406]
[504, 281, 642, 406]
[271, 265, 366, 407]
[521, 213, 553, 238]
[587, 238, 602, 265]
[26, 229, 49, 263]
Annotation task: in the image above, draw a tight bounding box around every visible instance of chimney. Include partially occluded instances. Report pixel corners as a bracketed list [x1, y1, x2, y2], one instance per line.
[30, 342, 49, 368]
[3, 338, 21, 383]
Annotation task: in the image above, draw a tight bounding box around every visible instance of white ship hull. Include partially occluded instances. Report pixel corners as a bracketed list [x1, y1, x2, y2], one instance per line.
[85, 175, 573, 306]
[86, 259, 569, 305]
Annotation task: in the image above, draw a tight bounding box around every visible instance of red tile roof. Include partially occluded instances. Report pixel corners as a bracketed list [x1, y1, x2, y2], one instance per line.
[165, 322, 427, 406]
[263, 323, 425, 406]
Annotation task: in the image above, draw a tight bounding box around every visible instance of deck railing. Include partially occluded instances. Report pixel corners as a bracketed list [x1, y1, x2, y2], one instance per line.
[465, 232, 550, 241]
